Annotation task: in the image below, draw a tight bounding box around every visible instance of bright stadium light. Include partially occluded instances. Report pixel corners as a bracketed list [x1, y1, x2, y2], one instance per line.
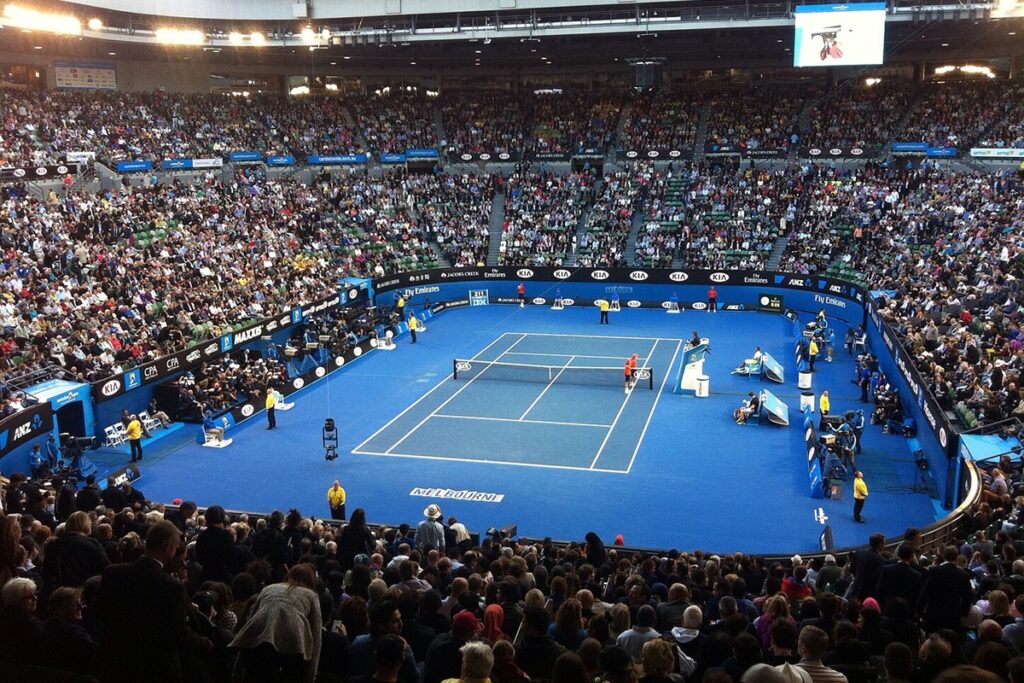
[87, 18, 102, 31]
[228, 31, 243, 45]
[2, 4, 82, 35]
[249, 31, 265, 46]
[300, 26, 315, 44]
[156, 28, 205, 45]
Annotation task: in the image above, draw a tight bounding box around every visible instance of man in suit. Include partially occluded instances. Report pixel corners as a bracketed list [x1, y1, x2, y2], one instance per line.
[917, 545, 974, 634]
[875, 543, 924, 612]
[848, 532, 886, 601]
[93, 520, 212, 682]
[195, 504, 235, 583]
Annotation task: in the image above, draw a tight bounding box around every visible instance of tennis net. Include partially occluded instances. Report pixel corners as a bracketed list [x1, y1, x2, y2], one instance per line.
[452, 358, 654, 390]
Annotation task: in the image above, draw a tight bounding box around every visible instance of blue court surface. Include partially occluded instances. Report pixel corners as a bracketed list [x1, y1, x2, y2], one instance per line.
[134, 305, 941, 553]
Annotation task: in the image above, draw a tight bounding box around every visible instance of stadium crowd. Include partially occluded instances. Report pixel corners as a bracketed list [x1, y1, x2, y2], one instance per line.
[529, 92, 621, 156]
[620, 92, 703, 154]
[704, 89, 803, 152]
[498, 166, 595, 266]
[418, 173, 497, 268]
[803, 82, 913, 152]
[3, 472, 1024, 683]
[440, 92, 528, 157]
[575, 166, 657, 268]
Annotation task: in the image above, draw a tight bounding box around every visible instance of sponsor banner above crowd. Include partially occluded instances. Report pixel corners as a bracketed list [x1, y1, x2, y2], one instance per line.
[617, 149, 692, 161]
[970, 148, 1024, 159]
[0, 164, 80, 181]
[91, 284, 369, 404]
[448, 151, 519, 163]
[115, 160, 154, 173]
[307, 154, 369, 165]
[372, 265, 865, 302]
[161, 158, 224, 170]
[704, 144, 787, 158]
[891, 142, 958, 157]
[804, 146, 875, 159]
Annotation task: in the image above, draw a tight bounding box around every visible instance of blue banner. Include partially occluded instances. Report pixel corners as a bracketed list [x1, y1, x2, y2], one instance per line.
[891, 142, 928, 152]
[229, 151, 263, 162]
[307, 154, 369, 165]
[406, 148, 439, 159]
[116, 160, 153, 173]
[926, 147, 957, 158]
[380, 153, 407, 164]
[265, 155, 295, 166]
[162, 159, 191, 170]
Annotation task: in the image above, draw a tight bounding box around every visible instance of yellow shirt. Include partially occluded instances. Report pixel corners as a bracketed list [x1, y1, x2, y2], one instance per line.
[327, 485, 346, 508]
[265, 393, 277, 410]
[809, 339, 819, 356]
[820, 394, 830, 414]
[125, 419, 142, 440]
[409, 316, 419, 331]
[854, 477, 868, 500]
[600, 300, 609, 312]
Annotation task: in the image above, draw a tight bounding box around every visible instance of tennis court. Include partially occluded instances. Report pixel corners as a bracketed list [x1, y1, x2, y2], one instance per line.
[353, 332, 683, 472]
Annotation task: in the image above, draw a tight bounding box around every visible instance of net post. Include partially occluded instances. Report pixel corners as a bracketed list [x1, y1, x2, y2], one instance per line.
[453, 358, 458, 379]
[648, 369, 654, 390]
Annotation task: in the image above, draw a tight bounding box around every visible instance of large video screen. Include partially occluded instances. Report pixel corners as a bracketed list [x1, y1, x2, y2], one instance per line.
[793, 3, 886, 67]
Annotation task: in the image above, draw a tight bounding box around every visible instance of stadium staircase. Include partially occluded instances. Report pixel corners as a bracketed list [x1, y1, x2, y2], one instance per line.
[692, 100, 712, 161]
[793, 94, 816, 160]
[486, 190, 506, 266]
[608, 102, 632, 163]
[766, 235, 790, 270]
[343, 103, 373, 162]
[564, 178, 602, 267]
[434, 108, 446, 148]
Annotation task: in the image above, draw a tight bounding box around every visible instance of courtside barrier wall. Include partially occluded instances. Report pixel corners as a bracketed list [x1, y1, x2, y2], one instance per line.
[866, 302, 960, 509]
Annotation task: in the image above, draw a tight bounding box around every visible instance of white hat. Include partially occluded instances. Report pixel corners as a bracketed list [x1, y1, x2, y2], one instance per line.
[774, 663, 812, 683]
[791, 554, 803, 566]
[424, 504, 442, 520]
[824, 554, 836, 564]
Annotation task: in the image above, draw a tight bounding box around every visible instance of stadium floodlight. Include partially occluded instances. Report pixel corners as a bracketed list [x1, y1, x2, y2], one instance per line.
[228, 31, 243, 45]
[249, 31, 265, 46]
[87, 18, 102, 31]
[156, 28, 205, 45]
[993, 0, 1023, 18]
[300, 26, 316, 44]
[2, 4, 82, 35]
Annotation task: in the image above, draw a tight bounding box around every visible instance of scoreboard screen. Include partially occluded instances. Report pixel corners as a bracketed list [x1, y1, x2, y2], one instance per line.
[794, 3, 886, 67]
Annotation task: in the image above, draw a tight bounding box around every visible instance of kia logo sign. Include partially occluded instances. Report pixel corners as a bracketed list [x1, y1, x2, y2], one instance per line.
[532, 297, 547, 305]
[517, 268, 534, 278]
[101, 379, 121, 397]
[590, 270, 609, 280]
[57, 165, 68, 174]
[661, 301, 676, 309]
[829, 148, 842, 156]
[241, 404, 254, 417]
[335, 356, 345, 367]
[692, 302, 707, 310]
[629, 271, 649, 281]
[710, 272, 730, 283]
[669, 150, 682, 158]
[851, 148, 864, 156]
[593, 300, 607, 307]
[353, 347, 363, 357]
[560, 298, 575, 306]
[460, 154, 472, 161]
[553, 269, 571, 279]
[647, 150, 659, 158]
[13, 169, 25, 178]
[626, 151, 639, 158]
[498, 152, 511, 160]
[627, 300, 642, 308]
[315, 367, 326, 378]
[456, 361, 473, 372]
[479, 153, 491, 161]
[809, 148, 822, 156]
[293, 378, 305, 389]
[939, 428, 948, 448]
[669, 272, 689, 282]
[349, 288, 359, 299]
[633, 369, 651, 380]
[35, 167, 47, 176]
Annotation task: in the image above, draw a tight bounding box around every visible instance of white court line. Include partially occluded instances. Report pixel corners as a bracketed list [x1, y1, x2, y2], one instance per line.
[518, 355, 574, 421]
[384, 333, 528, 454]
[505, 331, 682, 342]
[589, 340, 658, 469]
[351, 448, 630, 474]
[352, 332, 514, 453]
[433, 414, 612, 428]
[504, 351, 650, 361]
[625, 339, 682, 474]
